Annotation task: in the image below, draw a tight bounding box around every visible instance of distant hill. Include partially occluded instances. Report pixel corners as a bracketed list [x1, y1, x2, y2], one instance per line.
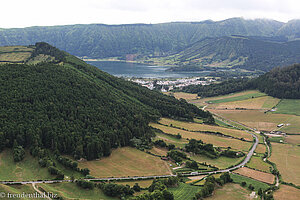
[181, 63, 300, 99]
[165, 36, 300, 71]
[0, 43, 213, 160]
[0, 18, 294, 59]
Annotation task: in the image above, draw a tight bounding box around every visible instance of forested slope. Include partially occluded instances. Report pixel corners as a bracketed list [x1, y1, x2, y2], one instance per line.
[181, 64, 300, 99]
[0, 43, 213, 160]
[167, 36, 300, 71]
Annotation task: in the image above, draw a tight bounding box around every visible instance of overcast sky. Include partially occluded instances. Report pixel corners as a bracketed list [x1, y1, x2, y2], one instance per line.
[1, 0, 299, 28]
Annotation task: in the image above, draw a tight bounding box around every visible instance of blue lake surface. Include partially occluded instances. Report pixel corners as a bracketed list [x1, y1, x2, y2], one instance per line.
[86, 61, 210, 78]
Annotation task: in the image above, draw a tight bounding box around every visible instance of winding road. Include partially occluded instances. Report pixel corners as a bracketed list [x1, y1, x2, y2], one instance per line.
[0, 124, 259, 185]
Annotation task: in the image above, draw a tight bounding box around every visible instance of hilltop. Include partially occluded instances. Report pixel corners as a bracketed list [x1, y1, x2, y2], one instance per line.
[0, 43, 213, 161]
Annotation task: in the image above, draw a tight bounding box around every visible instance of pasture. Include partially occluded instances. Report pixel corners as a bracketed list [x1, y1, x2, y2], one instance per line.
[159, 118, 253, 141]
[273, 185, 300, 200]
[0, 184, 36, 197]
[246, 156, 272, 173]
[0, 46, 33, 63]
[151, 123, 252, 151]
[205, 91, 265, 104]
[77, 147, 171, 178]
[170, 92, 198, 100]
[38, 182, 116, 200]
[205, 183, 251, 200]
[148, 147, 168, 156]
[274, 99, 300, 116]
[285, 135, 300, 145]
[187, 90, 261, 107]
[269, 143, 300, 185]
[191, 154, 245, 169]
[0, 149, 53, 181]
[210, 109, 297, 132]
[233, 167, 275, 184]
[168, 182, 201, 200]
[230, 173, 270, 192]
[207, 96, 279, 110]
[255, 144, 266, 154]
[154, 132, 188, 148]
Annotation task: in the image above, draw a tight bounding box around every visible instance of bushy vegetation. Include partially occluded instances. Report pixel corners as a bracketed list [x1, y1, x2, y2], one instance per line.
[185, 139, 243, 159]
[132, 177, 179, 200]
[167, 150, 187, 162]
[194, 173, 233, 199]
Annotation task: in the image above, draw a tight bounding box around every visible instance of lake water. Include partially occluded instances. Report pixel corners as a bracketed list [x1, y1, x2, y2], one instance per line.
[86, 61, 210, 78]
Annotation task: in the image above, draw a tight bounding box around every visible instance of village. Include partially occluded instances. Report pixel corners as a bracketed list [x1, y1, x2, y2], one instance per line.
[129, 77, 216, 92]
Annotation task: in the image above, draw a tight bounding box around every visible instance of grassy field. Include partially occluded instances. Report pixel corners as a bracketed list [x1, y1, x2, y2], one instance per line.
[207, 96, 279, 110]
[205, 183, 251, 200]
[151, 123, 252, 151]
[187, 90, 262, 107]
[231, 173, 270, 192]
[148, 147, 168, 156]
[0, 46, 33, 63]
[268, 136, 285, 143]
[78, 147, 171, 178]
[210, 109, 299, 132]
[191, 154, 245, 169]
[168, 182, 201, 200]
[0, 149, 53, 181]
[158, 118, 253, 141]
[255, 144, 266, 154]
[269, 143, 300, 185]
[273, 185, 300, 200]
[0, 184, 36, 199]
[233, 167, 275, 184]
[279, 115, 300, 134]
[274, 99, 300, 116]
[205, 91, 266, 104]
[154, 132, 188, 148]
[168, 92, 198, 100]
[246, 156, 272, 173]
[39, 182, 116, 200]
[285, 135, 300, 145]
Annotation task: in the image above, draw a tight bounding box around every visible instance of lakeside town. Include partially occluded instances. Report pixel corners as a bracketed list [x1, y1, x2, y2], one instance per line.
[129, 77, 217, 92]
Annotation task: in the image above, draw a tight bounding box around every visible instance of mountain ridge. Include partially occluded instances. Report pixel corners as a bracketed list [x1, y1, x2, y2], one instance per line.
[0, 18, 299, 60]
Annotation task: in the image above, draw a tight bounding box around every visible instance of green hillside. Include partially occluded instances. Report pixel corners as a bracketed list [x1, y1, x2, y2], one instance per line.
[164, 36, 300, 71]
[0, 43, 213, 161]
[0, 18, 289, 59]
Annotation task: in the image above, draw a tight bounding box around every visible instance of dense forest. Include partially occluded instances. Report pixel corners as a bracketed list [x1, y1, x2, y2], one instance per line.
[255, 64, 300, 99]
[0, 18, 299, 59]
[0, 43, 213, 160]
[181, 63, 300, 99]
